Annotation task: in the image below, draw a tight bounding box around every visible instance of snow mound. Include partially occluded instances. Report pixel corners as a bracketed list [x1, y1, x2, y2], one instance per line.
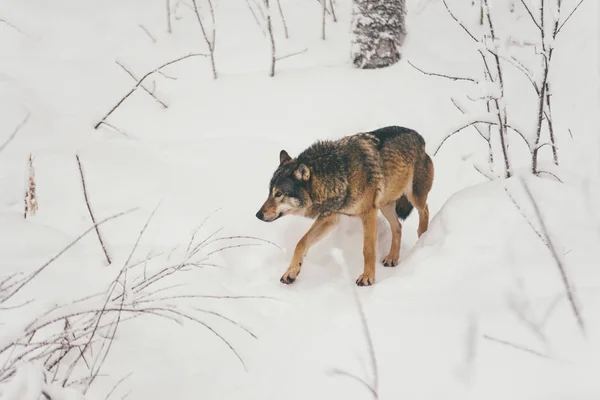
[232, 176, 600, 400]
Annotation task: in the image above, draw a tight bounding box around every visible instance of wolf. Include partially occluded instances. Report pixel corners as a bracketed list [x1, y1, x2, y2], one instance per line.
[255, 125, 434, 286]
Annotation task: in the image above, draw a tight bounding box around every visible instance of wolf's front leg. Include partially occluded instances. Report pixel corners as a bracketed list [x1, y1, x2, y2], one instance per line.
[280, 214, 339, 284]
[356, 209, 378, 286]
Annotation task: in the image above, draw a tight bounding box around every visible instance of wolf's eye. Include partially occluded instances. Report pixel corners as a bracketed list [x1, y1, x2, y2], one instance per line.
[275, 191, 283, 198]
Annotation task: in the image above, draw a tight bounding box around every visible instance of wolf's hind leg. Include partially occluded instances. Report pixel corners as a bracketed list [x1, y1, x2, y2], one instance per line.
[380, 202, 402, 267]
[356, 208, 378, 286]
[409, 154, 434, 237]
[281, 214, 339, 284]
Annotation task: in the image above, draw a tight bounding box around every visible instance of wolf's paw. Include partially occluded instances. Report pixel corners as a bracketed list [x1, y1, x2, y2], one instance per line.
[355, 273, 375, 287]
[280, 268, 300, 285]
[382, 254, 399, 267]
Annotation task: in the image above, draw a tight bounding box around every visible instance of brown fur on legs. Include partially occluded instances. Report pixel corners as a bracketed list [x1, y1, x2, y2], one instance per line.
[380, 202, 402, 267]
[280, 214, 339, 284]
[356, 208, 378, 286]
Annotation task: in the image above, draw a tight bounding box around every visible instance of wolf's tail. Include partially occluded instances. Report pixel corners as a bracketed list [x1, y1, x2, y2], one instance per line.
[395, 194, 414, 220]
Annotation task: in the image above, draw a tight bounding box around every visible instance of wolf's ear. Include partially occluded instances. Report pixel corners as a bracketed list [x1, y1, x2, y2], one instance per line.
[294, 164, 310, 181]
[279, 150, 291, 165]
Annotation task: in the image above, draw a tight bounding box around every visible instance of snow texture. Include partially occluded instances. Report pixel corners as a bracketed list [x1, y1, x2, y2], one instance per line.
[0, 0, 598, 399]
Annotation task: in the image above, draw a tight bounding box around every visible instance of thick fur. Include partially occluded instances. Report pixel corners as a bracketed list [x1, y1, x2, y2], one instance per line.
[256, 125, 434, 286]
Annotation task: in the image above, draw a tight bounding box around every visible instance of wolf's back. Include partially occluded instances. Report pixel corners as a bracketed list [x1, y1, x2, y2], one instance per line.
[366, 126, 431, 221]
[368, 125, 426, 155]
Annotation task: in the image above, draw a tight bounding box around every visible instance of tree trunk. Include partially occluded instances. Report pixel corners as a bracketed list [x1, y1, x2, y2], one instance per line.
[351, 0, 407, 69]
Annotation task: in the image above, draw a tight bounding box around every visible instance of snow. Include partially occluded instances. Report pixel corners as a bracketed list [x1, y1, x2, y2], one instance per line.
[1, 0, 599, 399]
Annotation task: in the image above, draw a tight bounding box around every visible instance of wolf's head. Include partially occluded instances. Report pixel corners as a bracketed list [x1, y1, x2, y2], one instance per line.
[256, 150, 312, 222]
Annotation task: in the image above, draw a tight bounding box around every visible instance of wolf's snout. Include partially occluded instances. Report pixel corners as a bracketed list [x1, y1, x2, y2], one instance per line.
[255, 210, 264, 220]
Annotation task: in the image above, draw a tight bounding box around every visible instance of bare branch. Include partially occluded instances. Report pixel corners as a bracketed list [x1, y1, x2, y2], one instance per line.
[138, 25, 157, 43]
[115, 61, 168, 109]
[194, 308, 257, 339]
[276, 0, 289, 39]
[519, 0, 542, 30]
[94, 53, 207, 129]
[545, 83, 558, 165]
[408, 60, 477, 83]
[520, 179, 585, 335]
[166, 0, 172, 34]
[0, 208, 136, 305]
[450, 98, 489, 141]
[483, 0, 511, 177]
[276, 48, 308, 61]
[503, 185, 549, 248]
[498, 54, 540, 94]
[472, 162, 495, 180]
[265, 0, 277, 77]
[434, 119, 496, 156]
[0, 18, 31, 37]
[105, 372, 133, 400]
[0, 112, 30, 155]
[556, 0, 585, 35]
[244, 0, 267, 36]
[332, 249, 378, 398]
[329, 0, 337, 22]
[536, 170, 562, 182]
[76, 154, 112, 265]
[191, 0, 217, 79]
[483, 335, 550, 359]
[97, 122, 129, 137]
[322, 0, 327, 40]
[328, 368, 378, 398]
[441, 0, 479, 43]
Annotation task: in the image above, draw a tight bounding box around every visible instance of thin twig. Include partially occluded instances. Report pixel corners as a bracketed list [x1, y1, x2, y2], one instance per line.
[331, 250, 378, 398]
[450, 98, 489, 141]
[0, 18, 31, 37]
[105, 372, 133, 400]
[407, 60, 477, 83]
[265, 0, 277, 77]
[97, 122, 129, 137]
[0, 208, 136, 305]
[138, 25, 157, 43]
[483, 0, 511, 177]
[166, 0, 173, 34]
[520, 179, 585, 336]
[483, 335, 550, 359]
[556, 0, 585, 35]
[329, 0, 337, 22]
[194, 308, 257, 339]
[519, 0, 542, 30]
[276, 48, 308, 61]
[322, 0, 327, 40]
[441, 0, 479, 42]
[94, 53, 207, 129]
[503, 185, 549, 248]
[434, 119, 497, 156]
[116, 61, 167, 108]
[191, 0, 217, 79]
[276, 0, 289, 39]
[244, 0, 267, 36]
[0, 112, 30, 155]
[328, 368, 378, 398]
[76, 155, 112, 265]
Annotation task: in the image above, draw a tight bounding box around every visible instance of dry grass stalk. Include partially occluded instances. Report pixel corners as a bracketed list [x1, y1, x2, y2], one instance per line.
[24, 154, 38, 219]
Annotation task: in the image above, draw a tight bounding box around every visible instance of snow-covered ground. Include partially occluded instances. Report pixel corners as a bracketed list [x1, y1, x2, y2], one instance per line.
[1, 0, 599, 398]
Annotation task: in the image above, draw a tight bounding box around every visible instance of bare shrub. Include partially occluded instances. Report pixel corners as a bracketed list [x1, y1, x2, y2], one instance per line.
[410, 0, 587, 179]
[0, 209, 281, 398]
